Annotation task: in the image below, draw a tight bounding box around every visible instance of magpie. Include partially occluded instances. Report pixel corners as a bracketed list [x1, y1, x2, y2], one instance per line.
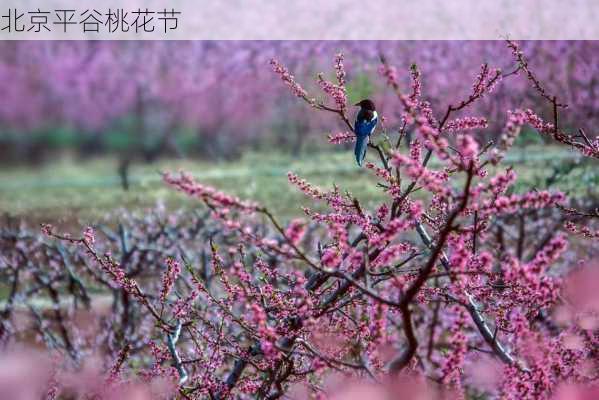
[353, 99, 378, 166]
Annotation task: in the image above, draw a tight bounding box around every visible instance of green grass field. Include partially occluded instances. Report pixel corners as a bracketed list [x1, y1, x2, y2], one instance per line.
[0, 146, 597, 226]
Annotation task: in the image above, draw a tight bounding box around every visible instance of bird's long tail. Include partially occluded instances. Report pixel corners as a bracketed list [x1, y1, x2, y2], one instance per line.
[354, 135, 369, 166]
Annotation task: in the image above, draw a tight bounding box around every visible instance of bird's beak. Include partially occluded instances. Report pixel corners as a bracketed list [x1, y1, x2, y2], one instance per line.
[354, 102, 361, 106]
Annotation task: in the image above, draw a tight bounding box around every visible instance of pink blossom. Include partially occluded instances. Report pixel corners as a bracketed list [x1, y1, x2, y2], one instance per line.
[444, 116, 488, 133]
[321, 248, 341, 269]
[328, 131, 355, 144]
[284, 218, 306, 246]
[270, 58, 310, 100]
[83, 227, 95, 245]
[160, 258, 181, 303]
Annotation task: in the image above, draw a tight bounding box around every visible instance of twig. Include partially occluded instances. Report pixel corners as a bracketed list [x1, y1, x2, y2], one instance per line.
[167, 321, 188, 385]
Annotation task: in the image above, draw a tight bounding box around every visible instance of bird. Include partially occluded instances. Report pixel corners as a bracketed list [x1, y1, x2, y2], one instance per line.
[353, 99, 378, 166]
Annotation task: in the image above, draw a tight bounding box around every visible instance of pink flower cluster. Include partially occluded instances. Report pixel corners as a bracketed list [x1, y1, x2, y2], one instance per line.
[379, 63, 399, 90]
[480, 190, 565, 216]
[159, 257, 181, 303]
[317, 70, 347, 113]
[284, 218, 306, 245]
[334, 52, 346, 87]
[269, 58, 310, 101]
[317, 74, 347, 110]
[287, 171, 327, 200]
[491, 109, 528, 164]
[409, 63, 422, 102]
[564, 221, 599, 239]
[321, 247, 342, 269]
[164, 171, 259, 213]
[391, 152, 450, 198]
[444, 116, 488, 133]
[485, 168, 517, 196]
[328, 131, 355, 144]
[471, 63, 502, 99]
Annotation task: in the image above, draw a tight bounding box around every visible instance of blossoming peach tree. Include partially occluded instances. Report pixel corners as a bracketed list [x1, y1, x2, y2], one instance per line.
[4, 40, 598, 399]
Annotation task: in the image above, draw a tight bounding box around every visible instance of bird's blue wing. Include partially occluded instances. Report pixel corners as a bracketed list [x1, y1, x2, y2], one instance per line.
[354, 116, 377, 166]
[354, 116, 378, 137]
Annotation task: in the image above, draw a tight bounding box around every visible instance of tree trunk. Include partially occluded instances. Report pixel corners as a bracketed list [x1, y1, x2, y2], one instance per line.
[118, 158, 131, 191]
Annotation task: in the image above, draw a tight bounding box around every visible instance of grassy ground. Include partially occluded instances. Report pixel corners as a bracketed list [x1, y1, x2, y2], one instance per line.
[0, 146, 597, 225]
